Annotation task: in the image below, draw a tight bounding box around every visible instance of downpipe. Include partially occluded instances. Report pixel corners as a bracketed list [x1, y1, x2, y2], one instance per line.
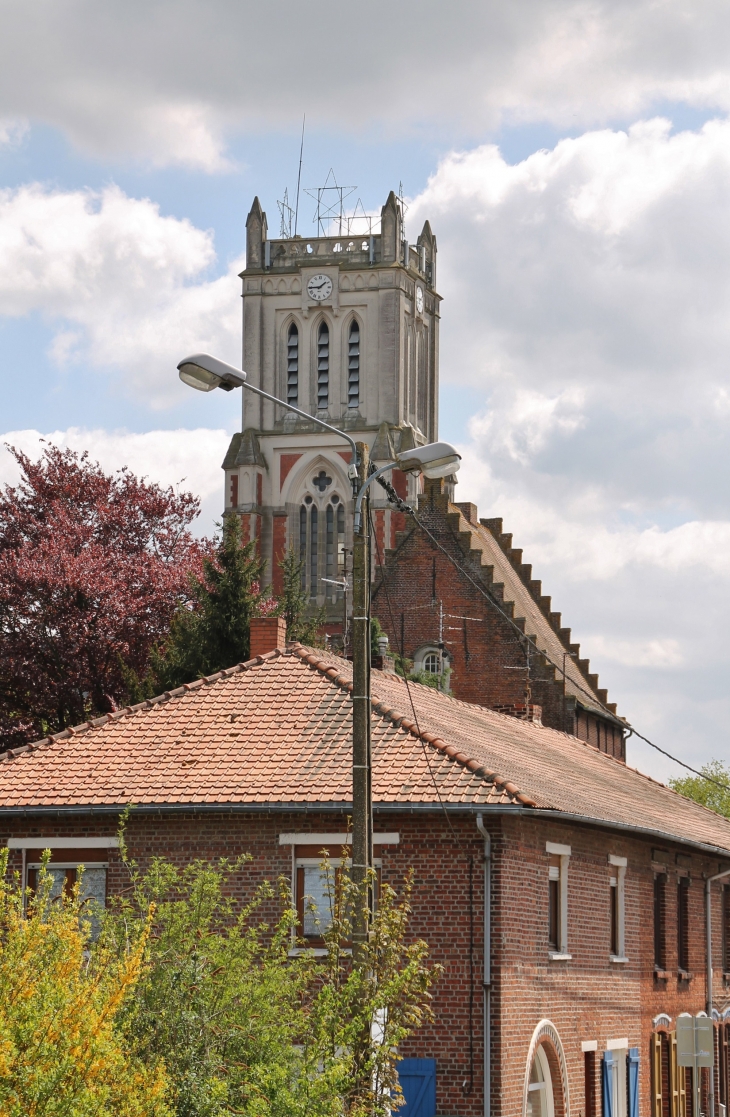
[476, 814, 491, 1117]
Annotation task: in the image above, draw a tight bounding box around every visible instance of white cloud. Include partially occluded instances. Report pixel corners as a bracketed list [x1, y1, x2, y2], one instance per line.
[0, 427, 229, 536]
[408, 120, 730, 779]
[0, 184, 242, 405]
[1, 1, 730, 165]
[578, 635, 684, 668]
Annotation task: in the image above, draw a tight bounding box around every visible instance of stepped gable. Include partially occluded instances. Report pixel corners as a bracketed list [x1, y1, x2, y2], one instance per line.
[0, 645, 729, 856]
[463, 508, 615, 721]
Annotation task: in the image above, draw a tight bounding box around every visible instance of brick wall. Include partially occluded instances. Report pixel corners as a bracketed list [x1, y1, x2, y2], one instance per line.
[2, 808, 721, 1117]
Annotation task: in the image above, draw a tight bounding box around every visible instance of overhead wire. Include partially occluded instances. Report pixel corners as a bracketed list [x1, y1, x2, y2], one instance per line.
[373, 474, 730, 797]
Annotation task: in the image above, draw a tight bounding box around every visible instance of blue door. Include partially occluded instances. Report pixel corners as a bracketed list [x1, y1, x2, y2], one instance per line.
[396, 1058, 436, 1117]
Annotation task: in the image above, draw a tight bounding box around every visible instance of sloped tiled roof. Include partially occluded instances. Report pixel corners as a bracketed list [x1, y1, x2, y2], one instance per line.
[0, 645, 729, 855]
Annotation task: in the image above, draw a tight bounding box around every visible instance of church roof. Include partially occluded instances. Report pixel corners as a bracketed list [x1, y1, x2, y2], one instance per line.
[0, 645, 728, 856]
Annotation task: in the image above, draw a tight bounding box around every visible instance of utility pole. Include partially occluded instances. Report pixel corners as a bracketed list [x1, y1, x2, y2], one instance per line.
[351, 440, 373, 959]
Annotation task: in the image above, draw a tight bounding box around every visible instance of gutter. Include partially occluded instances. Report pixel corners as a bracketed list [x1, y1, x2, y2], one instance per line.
[476, 814, 491, 1117]
[0, 802, 728, 860]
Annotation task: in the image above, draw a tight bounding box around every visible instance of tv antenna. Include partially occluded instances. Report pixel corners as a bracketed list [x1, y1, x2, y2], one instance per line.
[305, 169, 356, 236]
[294, 114, 305, 237]
[277, 188, 294, 238]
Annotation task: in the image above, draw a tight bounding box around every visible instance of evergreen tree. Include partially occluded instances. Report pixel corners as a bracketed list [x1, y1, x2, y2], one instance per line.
[152, 515, 274, 690]
[278, 546, 326, 646]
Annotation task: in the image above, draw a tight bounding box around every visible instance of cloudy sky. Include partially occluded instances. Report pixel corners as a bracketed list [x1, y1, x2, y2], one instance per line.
[1, 0, 729, 782]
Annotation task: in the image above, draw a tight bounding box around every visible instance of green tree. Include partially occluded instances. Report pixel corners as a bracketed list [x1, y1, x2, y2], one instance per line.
[669, 759, 730, 818]
[277, 546, 325, 646]
[152, 515, 274, 690]
[103, 837, 439, 1117]
[0, 850, 170, 1117]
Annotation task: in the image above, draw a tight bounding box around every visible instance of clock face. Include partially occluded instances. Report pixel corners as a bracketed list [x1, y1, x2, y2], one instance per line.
[307, 273, 333, 302]
[416, 286, 424, 314]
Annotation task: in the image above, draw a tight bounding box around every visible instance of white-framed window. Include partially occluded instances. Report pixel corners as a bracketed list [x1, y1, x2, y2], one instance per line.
[413, 646, 450, 676]
[546, 841, 571, 960]
[10, 836, 118, 937]
[609, 854, 628, 961]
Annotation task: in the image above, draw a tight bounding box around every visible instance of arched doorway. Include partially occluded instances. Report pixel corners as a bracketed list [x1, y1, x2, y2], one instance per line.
[527, 1044, 555, 1117]
[523, 1021, 569, 1117]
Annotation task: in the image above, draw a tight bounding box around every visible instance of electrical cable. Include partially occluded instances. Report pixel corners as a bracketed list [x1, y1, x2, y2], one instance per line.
[374, 475, 730, 797]
[368, 504, 464, 848]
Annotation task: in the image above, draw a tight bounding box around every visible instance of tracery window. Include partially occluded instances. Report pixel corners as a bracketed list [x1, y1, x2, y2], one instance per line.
[348, 320, 360, 409]
[299, 487, 345, 602]
[317, 322, 329, 410]
[287, 323, 299, 406]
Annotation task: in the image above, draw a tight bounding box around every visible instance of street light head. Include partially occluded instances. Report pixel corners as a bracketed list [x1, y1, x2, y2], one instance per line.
[396, 441, 462, 480]
[177, 353, 247, 393]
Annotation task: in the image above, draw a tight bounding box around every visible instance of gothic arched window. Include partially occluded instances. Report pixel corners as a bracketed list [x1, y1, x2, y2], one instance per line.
[326, 495, 346, 600]
[417, 330, 427, 432]
[347, 320, 360, 409]
[317, 322, 329, 411]
[287, 323, 299, 406]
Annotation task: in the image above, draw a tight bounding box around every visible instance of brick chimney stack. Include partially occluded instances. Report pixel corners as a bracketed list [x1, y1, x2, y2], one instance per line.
[249, 616, 287, 658]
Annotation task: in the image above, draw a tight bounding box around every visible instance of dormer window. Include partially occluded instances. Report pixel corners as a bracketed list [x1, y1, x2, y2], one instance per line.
[287, 323, 299, 406]
[348, 321, 360, 409]
[317, 322, 329, 411]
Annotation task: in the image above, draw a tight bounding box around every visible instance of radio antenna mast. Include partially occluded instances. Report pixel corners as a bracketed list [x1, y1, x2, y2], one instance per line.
[294, 114, 305, 237]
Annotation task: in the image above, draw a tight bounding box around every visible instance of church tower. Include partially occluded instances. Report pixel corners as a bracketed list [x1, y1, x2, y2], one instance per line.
[221, 189, 440, 623]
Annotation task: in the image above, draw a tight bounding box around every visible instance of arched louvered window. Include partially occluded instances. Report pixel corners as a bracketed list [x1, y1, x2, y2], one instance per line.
[317, 322, 329, 411]
[325, 495, 346, 600]
[347, 321, 360, 409]
[287, 323, 299, 406]
[309, 502, 318, 598]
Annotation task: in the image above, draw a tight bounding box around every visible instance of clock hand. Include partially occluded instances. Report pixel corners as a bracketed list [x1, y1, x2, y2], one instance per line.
[311, 280, 327, 289]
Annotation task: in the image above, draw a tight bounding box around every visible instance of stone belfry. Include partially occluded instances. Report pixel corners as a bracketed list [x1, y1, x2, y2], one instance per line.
[222, 189, 440, 620]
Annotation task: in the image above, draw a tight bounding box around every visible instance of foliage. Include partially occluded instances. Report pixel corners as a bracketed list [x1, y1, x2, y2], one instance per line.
[405, 670, 440, 690]
[104, 836, 439, 1117]
[0, 444, 205, 748]
[370, 616, 387, 659]
[391, 650, 440, 690]
[150, 514, 277, 690]
[0, 849, 170, 1117]
[669, 759, 730, 818]
[277, 546, 326, 646]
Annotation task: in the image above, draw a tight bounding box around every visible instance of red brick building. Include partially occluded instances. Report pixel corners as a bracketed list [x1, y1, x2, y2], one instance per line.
[373, 478, 624, 758]
[1, 625, 729, 1117]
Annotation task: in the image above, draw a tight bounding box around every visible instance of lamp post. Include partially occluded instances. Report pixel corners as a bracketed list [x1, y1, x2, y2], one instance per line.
[177, 352, 461, 956]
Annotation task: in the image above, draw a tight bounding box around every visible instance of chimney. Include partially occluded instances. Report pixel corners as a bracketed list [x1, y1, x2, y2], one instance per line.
[249, 616, 287, 659]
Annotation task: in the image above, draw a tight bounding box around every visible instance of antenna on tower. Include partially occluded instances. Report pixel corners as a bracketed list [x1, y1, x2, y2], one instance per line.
[277, 188, 294, 238]
[294, 114, 305, 237]
[305, 169, 356, 236]
[397, 180, 409, 242]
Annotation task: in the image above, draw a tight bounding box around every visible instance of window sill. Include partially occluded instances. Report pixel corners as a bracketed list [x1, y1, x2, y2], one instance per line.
[609, 955, 629, 964]
[654, 968, 670, 981]
[677, 969, 693, 982]
[548, 952, 572, 962]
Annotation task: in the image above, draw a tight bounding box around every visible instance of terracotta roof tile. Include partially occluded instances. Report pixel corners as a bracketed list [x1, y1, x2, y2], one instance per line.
[0, 644, 729, 852]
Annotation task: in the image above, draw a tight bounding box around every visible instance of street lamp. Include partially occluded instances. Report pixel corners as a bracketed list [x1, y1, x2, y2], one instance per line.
[177, 352, 461, 955]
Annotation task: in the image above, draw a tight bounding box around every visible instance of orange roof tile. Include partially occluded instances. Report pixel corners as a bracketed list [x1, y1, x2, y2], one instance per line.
[1, 644, 729, 854]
